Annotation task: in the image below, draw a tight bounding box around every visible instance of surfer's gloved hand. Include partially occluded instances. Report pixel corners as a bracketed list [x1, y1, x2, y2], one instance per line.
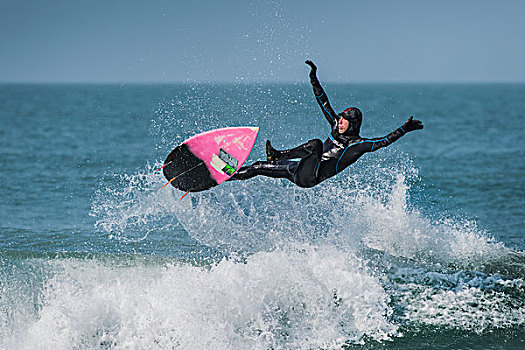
[402, 116, 424, 132]
[305, 60, 317, 78]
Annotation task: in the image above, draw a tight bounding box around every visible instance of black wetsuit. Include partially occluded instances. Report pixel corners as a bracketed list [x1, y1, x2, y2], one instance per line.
[232, 73, 408, 188]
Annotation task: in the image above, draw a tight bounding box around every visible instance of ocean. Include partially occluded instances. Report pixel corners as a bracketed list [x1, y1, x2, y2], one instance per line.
[1, 83, 524, 349]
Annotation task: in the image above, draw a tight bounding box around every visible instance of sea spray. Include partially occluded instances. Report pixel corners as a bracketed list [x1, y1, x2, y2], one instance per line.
[90, 149, 511, 268]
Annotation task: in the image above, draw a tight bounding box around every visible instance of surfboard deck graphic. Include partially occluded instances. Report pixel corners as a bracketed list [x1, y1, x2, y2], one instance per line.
[162, 127, 259, 192]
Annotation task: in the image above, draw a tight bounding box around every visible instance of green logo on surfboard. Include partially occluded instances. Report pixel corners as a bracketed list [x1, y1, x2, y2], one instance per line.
[210, 148, 239, 176]
[222, 164, 235, 175]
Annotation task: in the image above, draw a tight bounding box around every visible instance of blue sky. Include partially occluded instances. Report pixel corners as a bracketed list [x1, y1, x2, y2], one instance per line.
[1, 0, 524, 82]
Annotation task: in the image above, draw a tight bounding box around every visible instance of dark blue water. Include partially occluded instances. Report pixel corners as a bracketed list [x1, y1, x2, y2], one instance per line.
[1, 83, 524, 349]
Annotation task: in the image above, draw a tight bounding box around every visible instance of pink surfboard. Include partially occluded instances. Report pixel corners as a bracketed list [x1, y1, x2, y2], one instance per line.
[162, 127, 259, 192]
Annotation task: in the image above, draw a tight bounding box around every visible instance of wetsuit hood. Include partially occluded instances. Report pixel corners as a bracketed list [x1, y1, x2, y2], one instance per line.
[338, 107, 362, 137]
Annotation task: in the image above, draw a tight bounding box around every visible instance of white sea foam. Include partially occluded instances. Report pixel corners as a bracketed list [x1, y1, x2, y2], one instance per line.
[3, 245, 397, 349]
[393, 269, 525, 332]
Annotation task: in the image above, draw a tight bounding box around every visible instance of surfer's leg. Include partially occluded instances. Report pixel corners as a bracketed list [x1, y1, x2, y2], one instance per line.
[230, 161, 294, 182]
[292, 139, 323, 188]
[267, 139, 322, 161]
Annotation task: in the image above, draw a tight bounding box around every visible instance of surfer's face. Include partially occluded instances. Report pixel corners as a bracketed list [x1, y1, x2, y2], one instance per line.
[338, 117, 349, 134]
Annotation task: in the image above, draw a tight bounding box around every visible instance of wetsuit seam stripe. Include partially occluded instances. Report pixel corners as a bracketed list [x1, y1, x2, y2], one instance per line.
[336, 140, 371, 173]
[316, 95, 335, 123]
[370, 137, 390, 152]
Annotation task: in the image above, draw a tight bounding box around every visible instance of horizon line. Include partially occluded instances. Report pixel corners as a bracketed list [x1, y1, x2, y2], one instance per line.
[1, 80, 525, 85]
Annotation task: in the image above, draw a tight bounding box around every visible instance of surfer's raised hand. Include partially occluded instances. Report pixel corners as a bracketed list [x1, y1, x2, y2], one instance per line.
[402, 116, 424, 132]
[305, 60, 317, 77]
[305, 60, 317, 70]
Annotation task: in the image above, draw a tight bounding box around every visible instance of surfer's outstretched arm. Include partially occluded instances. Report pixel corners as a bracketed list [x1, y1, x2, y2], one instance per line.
[306, 60, 338, 128]
[367, 117, 424, 152]
[331, 117, 424, 175]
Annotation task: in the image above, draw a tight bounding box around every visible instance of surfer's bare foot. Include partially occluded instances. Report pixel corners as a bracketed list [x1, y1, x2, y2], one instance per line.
[266, 140, 281, 162]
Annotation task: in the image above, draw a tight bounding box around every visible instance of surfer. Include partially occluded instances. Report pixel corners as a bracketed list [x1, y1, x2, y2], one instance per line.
[230, 60, 424, 188]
